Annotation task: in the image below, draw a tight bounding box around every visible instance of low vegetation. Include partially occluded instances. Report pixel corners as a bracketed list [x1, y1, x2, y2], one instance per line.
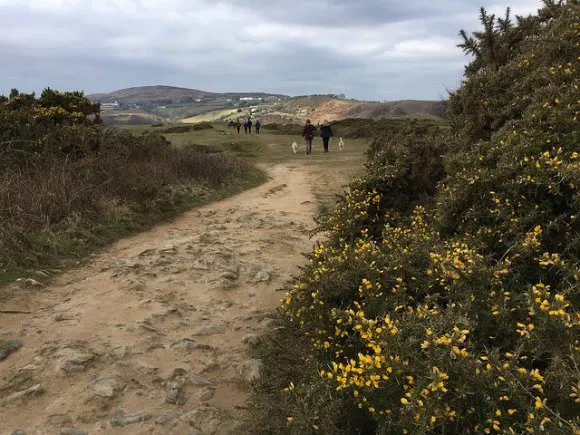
[252, 1, 579, 434]
[0, 89, 264, 285]
[264, 117, 446, 140]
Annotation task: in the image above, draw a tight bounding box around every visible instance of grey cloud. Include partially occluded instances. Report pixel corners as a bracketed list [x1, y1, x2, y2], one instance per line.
[0, 0, 543, 100]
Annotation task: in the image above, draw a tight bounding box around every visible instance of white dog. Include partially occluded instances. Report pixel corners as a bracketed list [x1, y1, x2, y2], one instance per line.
[291, 141, 298, 154]
[338, 137, 344, 151]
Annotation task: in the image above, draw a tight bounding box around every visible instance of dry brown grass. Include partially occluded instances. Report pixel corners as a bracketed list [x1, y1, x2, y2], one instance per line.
[0, 129, 263, 284]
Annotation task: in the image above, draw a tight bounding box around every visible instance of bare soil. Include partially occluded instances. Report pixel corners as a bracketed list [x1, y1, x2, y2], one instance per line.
[0, 163, 339, 435]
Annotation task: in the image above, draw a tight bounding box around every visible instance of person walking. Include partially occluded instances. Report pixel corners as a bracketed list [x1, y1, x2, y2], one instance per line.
[247, 118, 253, 134]
[320, 119, 334, 153]
[255, 119, 261, 134]
[235, 118, 242, 134]
[244, 120, 248, 134]
[302, 119, 316, 155]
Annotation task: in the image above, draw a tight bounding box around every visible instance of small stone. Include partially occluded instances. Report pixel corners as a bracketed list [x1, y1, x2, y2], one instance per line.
[2, 384, 43, 404]
[189, 374, 213, 387]
[242, 334, 260, 347]
[138, 321, 159, 333]
[34, 270, 51, 278]
[110, 411, 152, 427]
[160, 245, 177, 254]
[128, 279, 146, 291]
[0, 339, 23, 360]
[90, 377, 124, 398]
[237, 359, 263, 383]
[18, 364, 39, 372]
[137, 248, 156, 257]
[219, 271, 238, 280]
[55, 348, 95, 375]
[12, 430, 26, 435]
[182, 339, 211, 350]
[165, 388, 188, 405]
[248, 264, 261, 275]
[155, 415, 172, 426]
[198, 387, 215, 401]
[254, 271, 270, 282]
[16, 278, 44, 288]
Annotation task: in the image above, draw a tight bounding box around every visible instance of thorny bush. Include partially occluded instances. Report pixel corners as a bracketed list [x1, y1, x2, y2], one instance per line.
[253, 1, 580, 434]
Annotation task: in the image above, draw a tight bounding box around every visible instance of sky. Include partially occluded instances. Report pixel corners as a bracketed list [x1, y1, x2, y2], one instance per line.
[0, 0, 543, 101]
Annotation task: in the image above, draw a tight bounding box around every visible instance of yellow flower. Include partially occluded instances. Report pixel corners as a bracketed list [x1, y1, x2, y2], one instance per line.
[530, 369, 544, 382]
[401, 398, 409, 405]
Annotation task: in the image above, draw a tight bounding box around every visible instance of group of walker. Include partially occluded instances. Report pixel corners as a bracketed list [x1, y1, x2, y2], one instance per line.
[227, 116, 336, 155]
[228, 118, 261, 134]
[302, 119, 334, 155]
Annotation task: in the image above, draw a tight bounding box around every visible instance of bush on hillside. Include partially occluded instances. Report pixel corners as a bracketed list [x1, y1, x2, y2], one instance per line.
[264, 118, 445, 140]
[253, 1, 580, 434]
[0, 90, 258, 281]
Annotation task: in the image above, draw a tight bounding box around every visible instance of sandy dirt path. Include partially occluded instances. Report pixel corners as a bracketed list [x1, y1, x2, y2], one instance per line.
[0, 163, 320, 435]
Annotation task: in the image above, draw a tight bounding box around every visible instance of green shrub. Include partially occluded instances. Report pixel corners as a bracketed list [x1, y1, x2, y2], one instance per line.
[0, 91, 260, 282]
[253, 1, 580, 433]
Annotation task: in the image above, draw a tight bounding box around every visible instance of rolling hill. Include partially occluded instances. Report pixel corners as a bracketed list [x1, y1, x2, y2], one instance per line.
[88, 86, 445, 125]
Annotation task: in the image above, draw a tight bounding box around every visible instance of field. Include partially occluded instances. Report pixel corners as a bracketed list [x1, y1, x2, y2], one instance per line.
[119, 123, 371, 211]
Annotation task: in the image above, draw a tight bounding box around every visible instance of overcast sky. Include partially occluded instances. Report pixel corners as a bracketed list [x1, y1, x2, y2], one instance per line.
[0, 0, 542, 101]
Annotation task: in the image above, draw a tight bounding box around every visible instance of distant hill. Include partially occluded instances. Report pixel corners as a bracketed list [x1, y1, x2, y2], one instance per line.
[88, 85, 286, 106]
[88, 86, 445, 125]
[183, 96, 445, 125]
[88, 85, 218, 105]
[263, 96, 445, 124]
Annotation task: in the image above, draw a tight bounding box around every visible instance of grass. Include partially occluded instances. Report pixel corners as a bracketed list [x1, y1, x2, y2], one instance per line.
[0, 122, 269, 291]
[181, 108, 244, 123]
[120, 123, 371, 211]
[1, 122, 369, 293]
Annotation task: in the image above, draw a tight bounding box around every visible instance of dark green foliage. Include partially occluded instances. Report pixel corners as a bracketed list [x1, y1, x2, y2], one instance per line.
[252, 1, 580, 433]
[0, 89, 260, 284]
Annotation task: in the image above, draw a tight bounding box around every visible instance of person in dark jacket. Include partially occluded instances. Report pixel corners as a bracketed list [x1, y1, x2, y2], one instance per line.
[247, 118, 253, 134]
[255, 119, 261, 134]
[302, 119, 316, 155]
[320, 119, 333, 153]
[235, 118, 242, 134]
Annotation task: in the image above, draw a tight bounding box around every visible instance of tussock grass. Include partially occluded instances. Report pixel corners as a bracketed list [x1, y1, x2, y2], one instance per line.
[0, 125, 265, 287]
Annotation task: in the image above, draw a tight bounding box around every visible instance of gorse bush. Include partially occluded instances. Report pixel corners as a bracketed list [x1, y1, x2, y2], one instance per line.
[253, 1, 580, 434]
[0, 89, 260, 282]
[264, 118, 445, 140]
